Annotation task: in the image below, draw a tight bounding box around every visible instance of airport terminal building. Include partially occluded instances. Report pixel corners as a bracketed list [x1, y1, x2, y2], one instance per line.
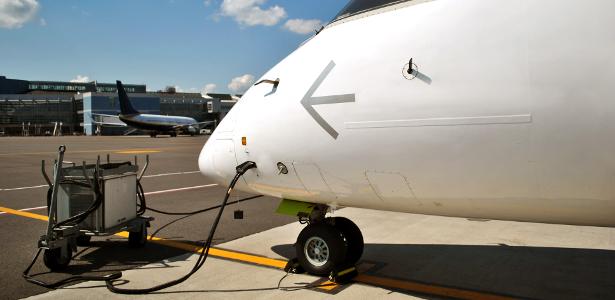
[0, 76, 237, 136]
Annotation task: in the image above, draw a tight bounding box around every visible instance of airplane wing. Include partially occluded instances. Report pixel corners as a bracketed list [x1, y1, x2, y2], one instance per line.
[172, 121, 215, 130]
[90, 113, 127, 127]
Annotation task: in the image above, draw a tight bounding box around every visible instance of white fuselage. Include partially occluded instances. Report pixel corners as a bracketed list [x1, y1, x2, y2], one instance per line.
[130, 114, 197, 126]
[199, 0, 615, 227]
[120, 113, 197, 131]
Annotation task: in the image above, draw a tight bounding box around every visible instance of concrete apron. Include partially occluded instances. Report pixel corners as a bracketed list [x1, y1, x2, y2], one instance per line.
[27, 207, 615, 300]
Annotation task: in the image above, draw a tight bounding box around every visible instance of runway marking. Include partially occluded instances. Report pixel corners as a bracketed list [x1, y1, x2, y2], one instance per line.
[0, 206, 49, 221]
[0, 205, 46, 216]
[144, 184, 217, 196]
[142, 171, 200, 178]
[317, 280, 338, 291]
[0, 147, 186, 157]
[120, 233, 289, 269]
[0, 206, 287, 268]
[0, 184, 217, 216]
[0, 185, 48, 192]
[0, 206, 516, 300]
[0, 171, 201, 191]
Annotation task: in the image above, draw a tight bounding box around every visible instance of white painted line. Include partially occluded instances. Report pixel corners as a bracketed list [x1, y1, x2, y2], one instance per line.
[0, 205, 47, 215]
[0, 184, 216, 216]
[0, 185, 48, 192]
[144, 184, 218, 196]
[142, 171, 200, 178]
[0, 171, 201, 192]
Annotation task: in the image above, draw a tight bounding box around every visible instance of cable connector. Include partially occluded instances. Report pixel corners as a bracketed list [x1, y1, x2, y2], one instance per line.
[236, 161, 257, 174]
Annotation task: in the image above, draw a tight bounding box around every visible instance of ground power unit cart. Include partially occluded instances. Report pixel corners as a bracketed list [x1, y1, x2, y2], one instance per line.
[38, 145, 152, 270]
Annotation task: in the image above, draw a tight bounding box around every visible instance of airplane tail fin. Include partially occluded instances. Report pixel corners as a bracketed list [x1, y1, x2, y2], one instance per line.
[116, 80, 139, 115]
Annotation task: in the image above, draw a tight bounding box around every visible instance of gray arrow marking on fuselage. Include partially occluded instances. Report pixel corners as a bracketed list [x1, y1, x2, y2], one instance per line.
[300, 61, 355, 139]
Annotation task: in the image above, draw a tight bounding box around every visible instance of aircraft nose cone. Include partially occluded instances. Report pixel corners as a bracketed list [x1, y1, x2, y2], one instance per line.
[198, 140, 215, 180]
[198, 138, 238, 186]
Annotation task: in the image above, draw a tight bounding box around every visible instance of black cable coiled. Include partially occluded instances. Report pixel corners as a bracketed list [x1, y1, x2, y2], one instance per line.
[105, 161, 257, 294]
[24, 161, 258, 293]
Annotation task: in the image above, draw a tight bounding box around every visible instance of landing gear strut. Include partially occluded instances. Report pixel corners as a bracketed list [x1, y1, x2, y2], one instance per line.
[294, 208, 364, 276]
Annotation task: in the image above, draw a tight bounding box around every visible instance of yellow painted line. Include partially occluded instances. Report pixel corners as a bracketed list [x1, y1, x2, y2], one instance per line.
[0, 206, 513, 299]
[150, 238, 288, 269]
[354, 274, 515, 300]
[117, 231, 287, 269]
[114, 150, 161, 154]
[318, 280, 338, 291]
[0, 206, 49, 221]
[0, 206, 288, 269]
[0, 147, 185, 156]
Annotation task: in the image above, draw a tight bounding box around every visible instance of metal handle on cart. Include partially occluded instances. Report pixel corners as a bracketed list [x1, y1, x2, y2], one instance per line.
[44, 145, 66, 241]
[81, 161, 97, 195]
[41, 160, 52, 187]
[138, 154, 149, 181]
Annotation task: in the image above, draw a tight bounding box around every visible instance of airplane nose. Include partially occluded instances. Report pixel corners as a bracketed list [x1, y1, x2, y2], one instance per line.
[198, 140, 215, 180]
[198, 138, 238, 185]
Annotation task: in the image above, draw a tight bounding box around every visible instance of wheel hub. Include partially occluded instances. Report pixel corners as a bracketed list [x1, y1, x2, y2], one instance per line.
[304, 236, 329, 267]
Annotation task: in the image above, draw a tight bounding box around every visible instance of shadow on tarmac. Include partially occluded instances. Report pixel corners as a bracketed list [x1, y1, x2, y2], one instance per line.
[28, 241, 188, 279]
[272, 243, 615, 300]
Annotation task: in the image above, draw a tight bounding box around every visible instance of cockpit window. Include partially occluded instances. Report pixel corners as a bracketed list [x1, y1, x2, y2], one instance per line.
[331, 0, 411, 23]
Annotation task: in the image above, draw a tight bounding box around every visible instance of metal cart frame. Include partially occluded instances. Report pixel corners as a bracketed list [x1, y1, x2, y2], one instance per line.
[38, 145, 153, 270]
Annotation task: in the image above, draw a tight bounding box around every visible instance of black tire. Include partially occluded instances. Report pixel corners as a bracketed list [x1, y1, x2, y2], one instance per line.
[295, 223, 347, 276]
[76, 235, 91, 246]
[330, 217, 364, 265]
[128, 226, 147, 248]
[43, 248, 71, 271]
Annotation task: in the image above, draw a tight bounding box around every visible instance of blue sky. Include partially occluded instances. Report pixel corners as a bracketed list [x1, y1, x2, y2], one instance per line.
[0, 0, 348, 94]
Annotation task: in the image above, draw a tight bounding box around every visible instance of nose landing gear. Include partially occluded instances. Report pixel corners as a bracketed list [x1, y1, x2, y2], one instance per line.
[294, 214, 364, 277]
[296, 223, 347, 275]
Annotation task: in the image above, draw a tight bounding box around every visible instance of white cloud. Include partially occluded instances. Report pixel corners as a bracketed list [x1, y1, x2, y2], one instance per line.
[201, 83, 217, 97]
[283, 18, 322, 35]
[0, 0, 40, 29]
[70, 75, 91, 83]
[228, 74, 254, 93]
[39, 17, 46, 26]
[203, 0, 213, 6]
[220, 0, 286, 27]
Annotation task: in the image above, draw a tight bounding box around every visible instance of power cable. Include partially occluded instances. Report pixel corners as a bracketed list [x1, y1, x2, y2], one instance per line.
[24, 161, 258, 294]
[105, 161, 257, 294]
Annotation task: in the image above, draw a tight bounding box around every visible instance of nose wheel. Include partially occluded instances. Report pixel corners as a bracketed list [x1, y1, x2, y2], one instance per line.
[295, 217, 364, 276]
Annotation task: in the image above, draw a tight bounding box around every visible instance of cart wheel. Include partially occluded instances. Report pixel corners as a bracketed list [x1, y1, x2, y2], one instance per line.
[128, 226, 147, 248]
[43, 248, 71, 271]
[76, 235, 91, 246]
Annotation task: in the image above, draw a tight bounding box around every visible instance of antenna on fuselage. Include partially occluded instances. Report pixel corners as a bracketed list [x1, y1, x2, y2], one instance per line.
[407, 58, 414, 74]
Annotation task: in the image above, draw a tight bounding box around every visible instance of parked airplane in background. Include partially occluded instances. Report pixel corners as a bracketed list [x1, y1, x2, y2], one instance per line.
[92, 81, 213, 137]
[198, 0, 615, 277]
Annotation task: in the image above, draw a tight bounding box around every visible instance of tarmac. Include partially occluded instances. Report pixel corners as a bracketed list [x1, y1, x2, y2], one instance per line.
[1, 136, 615, 299]
[0, 136, 295, 299]
[24, 207, 615, 300]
